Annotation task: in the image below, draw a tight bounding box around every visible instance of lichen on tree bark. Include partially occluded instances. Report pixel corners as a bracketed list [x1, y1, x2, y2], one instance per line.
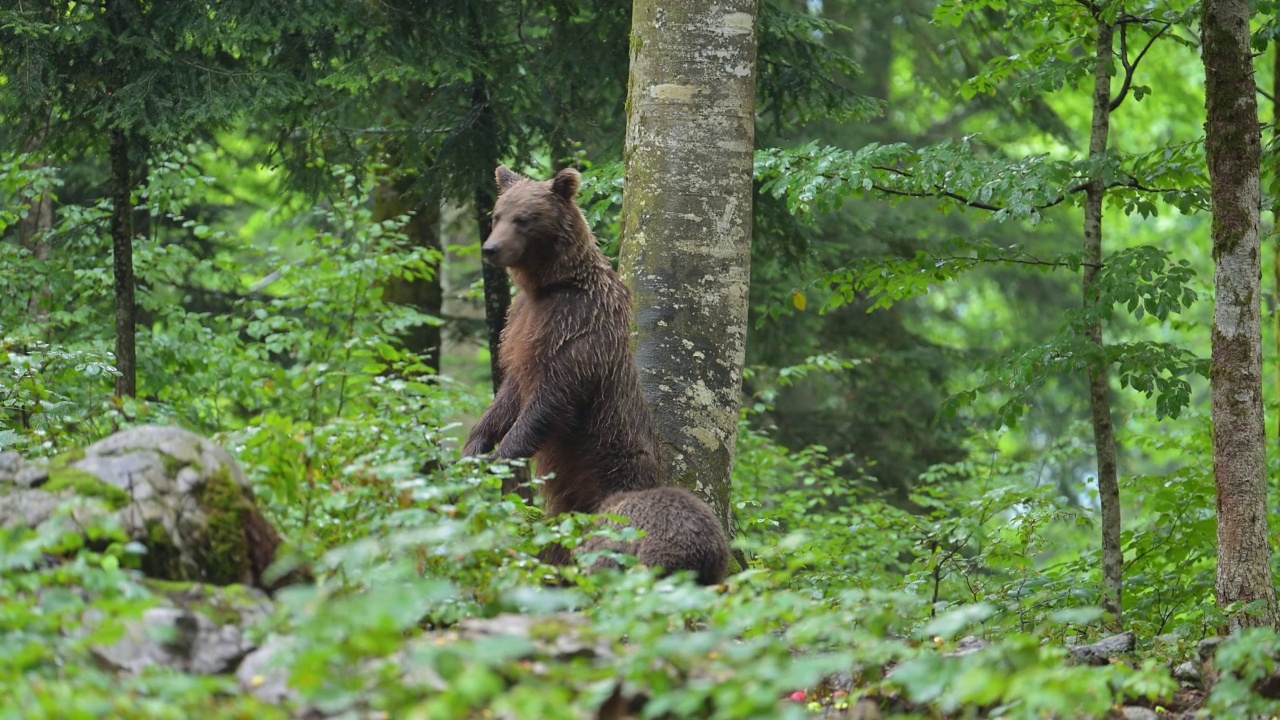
[1202, 0, 1278, 630]
[619, 0, 758, 539]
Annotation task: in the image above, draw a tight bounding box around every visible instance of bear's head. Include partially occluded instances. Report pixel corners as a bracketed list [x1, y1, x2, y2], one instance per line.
[483, 165, 582, 269]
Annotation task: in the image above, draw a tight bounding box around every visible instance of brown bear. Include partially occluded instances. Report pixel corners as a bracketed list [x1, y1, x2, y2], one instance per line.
[461, 165, 730, 583]
[576, 486, 731, 586]
[462, 164, 663, 515]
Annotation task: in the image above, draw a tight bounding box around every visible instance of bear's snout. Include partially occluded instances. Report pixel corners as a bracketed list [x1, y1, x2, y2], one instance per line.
[481, 235, 522, 268]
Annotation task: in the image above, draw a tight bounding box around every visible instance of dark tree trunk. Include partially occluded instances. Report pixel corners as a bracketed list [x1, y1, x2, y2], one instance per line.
[464, 56, 530, 499]
[109, 128, 137, 399]
[1202, 0, 1278, 630]
[373, 172, 443, 373]
[474, 184, 512, 390]
[1083, 18, 1123, 630]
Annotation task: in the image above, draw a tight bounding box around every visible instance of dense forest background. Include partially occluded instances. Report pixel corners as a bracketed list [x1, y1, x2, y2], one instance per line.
[4, 0, 1280, 717]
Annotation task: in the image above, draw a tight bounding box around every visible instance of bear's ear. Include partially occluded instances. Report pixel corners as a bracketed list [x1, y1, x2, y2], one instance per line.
[495, 165, 523, 191]
[551, 168, 580, 200]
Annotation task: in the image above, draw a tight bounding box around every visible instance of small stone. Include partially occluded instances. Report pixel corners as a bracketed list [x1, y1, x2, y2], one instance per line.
[1119, 707, 1159, 720]
[1069, 632, 1135, 665]
[945, 636, 990, 658]
[0, 452, 25, 482]
[236, 636, 300, 705]
[14, 465, 49, 488]
[848, 700, 883, 720]
[1198, 636, 1224, 662]
[1173, 660, 1201, 684]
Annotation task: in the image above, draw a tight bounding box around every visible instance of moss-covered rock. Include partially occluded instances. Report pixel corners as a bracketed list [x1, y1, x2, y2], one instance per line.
[142, 520, 187, 581]
[43, 467, 130, 509]
[47, 447, 87, 469]
[90, 580, 272, 676]
[195, 465, 253, 586]
[1, 426, 305, 593]
[142, 579, 271, 628]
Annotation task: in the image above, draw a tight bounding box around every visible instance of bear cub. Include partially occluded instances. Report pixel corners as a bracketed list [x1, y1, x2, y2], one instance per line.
[462, 165, 730, 584]
[576, 486, 730, 586]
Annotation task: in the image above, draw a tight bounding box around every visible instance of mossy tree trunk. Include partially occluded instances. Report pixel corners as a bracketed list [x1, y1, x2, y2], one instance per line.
[1272, 43, 1280, 443]
[619, 0, 758, 540]
[1202, 0, 1279, 630]
[1082, 16, 1123, 630]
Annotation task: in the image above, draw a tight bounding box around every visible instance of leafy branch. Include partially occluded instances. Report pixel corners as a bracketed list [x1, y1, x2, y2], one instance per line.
[756, 137, 1208, 226]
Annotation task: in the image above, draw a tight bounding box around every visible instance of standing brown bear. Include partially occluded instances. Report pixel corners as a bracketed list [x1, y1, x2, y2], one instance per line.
[462, 165, 729, 585]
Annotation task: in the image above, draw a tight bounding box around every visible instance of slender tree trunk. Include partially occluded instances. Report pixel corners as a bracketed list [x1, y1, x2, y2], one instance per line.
[619, 0, 758, 539]
[464, 53, 531, 499]
[1273, 240, 1280, 440]
[373, 170, 443, 373]
[1202, 0, 1279, 630]
[474, 184, 511, 390]
[1082, 19, 1123, 630]
[18, 133, 54, 325]
[467, 74, 513, 392]
[109, 128, 137, 399]
[1273, 47, 1280, 443]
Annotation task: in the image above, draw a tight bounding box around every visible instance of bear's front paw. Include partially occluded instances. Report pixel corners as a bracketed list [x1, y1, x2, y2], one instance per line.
[461, 438, 491, 458]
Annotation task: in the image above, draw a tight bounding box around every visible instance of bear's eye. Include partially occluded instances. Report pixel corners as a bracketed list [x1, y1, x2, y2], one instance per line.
[513, 216, 529, 226]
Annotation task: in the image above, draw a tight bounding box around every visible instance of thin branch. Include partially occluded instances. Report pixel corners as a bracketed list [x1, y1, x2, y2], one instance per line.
[1111, 21, 1171, 111]
[854, 165, 1190, 214]
[1075, 0, 1101, 17]
[873, 184, 1006, 212]
[935, 254, 1102, 269]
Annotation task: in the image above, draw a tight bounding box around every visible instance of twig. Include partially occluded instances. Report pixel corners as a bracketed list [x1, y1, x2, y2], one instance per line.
[1111, 21, 1171, 111]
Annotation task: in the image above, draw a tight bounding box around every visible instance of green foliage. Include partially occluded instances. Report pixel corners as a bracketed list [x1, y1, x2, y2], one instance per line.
[757, 2, 882, 127]
[757, 138, 1207, 227]
[0, 506, 281, 719]
[1205, 629, 1280, 715]
[4, 0, 1280, 715]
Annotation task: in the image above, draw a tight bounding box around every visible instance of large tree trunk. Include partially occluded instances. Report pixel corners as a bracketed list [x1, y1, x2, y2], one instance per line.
[109, 128, 137, 399]
[1202, 0, 1278, 630]
[619, 0, 758, 540]
[373, 171, 443, 374]
[1082, 18, 1123, 630]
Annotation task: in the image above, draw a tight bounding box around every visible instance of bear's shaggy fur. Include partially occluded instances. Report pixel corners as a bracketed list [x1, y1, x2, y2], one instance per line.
[462, 165, 730, 582]
[463, 167, 662, 514]
[576, 486, 731, 586]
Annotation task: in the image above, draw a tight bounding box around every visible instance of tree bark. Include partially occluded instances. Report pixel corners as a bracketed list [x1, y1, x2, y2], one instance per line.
[373, 170, 443, 374]
[1082, 19, 1123, 630]
[1273, 45, 1280, 443]
[619, 0, 758, 539]
[474, 184, 512, 390]
[1202, 0, 1278, 630]
[109, 128, 137, 399]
